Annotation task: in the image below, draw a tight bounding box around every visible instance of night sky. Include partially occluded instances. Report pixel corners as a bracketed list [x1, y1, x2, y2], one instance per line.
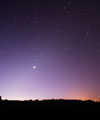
[0, 0, 100, 101]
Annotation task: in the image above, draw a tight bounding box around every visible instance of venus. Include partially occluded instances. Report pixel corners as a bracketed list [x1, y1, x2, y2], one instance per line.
[32, 66, 36, 70]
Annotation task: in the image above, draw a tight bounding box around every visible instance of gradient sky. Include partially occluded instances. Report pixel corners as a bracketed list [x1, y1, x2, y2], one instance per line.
[0, 0, 100, 100]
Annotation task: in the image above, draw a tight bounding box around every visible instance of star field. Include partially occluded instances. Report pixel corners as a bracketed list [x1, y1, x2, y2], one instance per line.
[0, 0, 100, 100]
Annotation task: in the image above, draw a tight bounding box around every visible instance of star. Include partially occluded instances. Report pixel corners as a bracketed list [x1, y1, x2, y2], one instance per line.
[12, 17, 17, 23]
[32, 66, 36, 70]
[64, 6, 66, 10]
[85, 32, 89, 36]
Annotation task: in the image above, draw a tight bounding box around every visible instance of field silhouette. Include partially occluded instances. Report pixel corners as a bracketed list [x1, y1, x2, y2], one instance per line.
[0, 98, 100, 118]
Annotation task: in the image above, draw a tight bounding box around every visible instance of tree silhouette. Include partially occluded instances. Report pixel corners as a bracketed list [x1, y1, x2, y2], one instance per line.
[0, 96, 2, 101]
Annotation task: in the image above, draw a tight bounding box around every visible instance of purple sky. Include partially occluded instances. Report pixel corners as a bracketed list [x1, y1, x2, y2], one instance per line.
[0, 0, 100, 101]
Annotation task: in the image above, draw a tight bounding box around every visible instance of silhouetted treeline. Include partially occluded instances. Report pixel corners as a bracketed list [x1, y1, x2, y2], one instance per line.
[0, 99, 100, 118]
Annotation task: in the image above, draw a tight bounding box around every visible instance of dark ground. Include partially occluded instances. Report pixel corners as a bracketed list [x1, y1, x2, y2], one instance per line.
[0, 99, 100, 118]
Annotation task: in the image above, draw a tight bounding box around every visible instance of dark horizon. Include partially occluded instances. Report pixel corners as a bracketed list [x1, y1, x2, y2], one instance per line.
[0, 97, 100, 118]
[0, 96, 100, 102]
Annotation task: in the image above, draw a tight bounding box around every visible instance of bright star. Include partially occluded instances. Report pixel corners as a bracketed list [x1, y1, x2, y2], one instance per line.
[32, 66, 36, 70]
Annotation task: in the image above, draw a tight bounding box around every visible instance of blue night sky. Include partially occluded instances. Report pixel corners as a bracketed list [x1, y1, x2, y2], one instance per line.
[0, 0, 100, 100]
